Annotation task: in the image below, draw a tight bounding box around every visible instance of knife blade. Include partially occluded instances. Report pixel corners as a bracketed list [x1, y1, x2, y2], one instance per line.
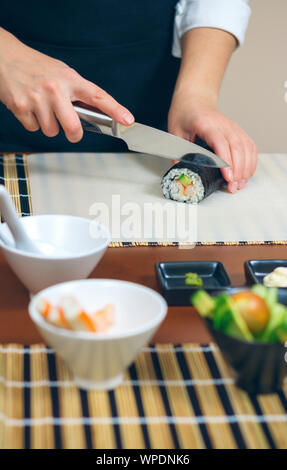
[73, 103, 229, 168]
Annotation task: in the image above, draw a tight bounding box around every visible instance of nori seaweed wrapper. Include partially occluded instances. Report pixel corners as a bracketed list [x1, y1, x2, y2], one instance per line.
[162, 153, 225, 201]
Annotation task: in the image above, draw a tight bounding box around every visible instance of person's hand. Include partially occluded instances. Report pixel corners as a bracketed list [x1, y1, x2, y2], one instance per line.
[168, 91, 258, 193]
[0, 28, 134, 142]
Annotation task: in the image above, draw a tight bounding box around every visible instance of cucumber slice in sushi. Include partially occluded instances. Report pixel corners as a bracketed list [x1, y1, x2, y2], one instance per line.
[161, 154, 225, 203]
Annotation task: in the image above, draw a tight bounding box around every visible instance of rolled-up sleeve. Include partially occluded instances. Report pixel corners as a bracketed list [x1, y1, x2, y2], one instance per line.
[172, 0, 251, 58]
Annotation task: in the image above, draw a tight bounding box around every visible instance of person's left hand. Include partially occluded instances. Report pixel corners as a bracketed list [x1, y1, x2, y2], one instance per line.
[168, 91, 258, 193]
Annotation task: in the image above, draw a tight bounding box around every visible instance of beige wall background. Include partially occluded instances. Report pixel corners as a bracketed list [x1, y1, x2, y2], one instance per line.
[219, 0, 287, 152]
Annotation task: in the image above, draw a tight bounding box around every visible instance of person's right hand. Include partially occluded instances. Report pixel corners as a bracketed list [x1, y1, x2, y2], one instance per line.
[0, 28, 134, 142]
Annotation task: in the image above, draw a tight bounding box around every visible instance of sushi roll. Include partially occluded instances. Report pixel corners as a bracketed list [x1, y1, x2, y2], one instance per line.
[161, 154, 225, 204]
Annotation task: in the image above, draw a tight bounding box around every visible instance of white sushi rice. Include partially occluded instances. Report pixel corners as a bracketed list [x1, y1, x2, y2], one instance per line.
[161, 168, 205, 203]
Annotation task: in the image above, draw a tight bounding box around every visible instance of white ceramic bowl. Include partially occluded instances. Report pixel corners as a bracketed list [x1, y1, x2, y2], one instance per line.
[0, 215, 110, 294]
[29, 279, 167, 390]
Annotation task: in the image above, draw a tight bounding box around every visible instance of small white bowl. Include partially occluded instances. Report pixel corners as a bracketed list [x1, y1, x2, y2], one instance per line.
[29, 279, 167, 390]
[0, 215, 110, 294]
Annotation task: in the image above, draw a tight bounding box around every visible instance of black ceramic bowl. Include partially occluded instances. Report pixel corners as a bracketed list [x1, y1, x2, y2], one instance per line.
[203, 288, 287, 394]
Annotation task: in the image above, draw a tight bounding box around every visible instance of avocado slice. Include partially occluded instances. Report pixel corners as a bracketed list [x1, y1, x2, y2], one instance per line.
[177, 173, 192, 187]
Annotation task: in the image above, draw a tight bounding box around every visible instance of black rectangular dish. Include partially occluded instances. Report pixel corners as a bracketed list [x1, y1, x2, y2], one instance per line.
[245, 259, 287, 284]
[155, 261, 231, 306]
[245, 259, 287, 304]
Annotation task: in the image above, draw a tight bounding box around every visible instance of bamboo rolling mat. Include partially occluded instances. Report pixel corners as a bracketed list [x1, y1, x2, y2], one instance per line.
[0, 154, 32, 217]
[1, 153, 287, 246]
[0, 343, 287, 449]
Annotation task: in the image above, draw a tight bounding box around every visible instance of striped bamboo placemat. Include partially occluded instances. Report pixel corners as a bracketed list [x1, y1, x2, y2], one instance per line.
[0, 154, 32, 217]
[1, 153, 287, 246]
[0, 343, 287, 449]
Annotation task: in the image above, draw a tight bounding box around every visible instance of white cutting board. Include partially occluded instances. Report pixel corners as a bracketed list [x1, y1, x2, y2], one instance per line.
[27, 153, 287, 244]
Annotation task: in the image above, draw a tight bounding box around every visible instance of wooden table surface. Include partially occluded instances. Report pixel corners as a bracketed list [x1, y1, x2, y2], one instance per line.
[1, 243, 286, 344]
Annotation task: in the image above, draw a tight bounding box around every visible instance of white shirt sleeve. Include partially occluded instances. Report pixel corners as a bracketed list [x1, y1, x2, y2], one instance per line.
[172, 0, 251, 58]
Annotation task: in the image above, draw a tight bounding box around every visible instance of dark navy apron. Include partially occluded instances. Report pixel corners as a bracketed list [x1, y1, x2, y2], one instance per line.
[0, 1, 180, 152]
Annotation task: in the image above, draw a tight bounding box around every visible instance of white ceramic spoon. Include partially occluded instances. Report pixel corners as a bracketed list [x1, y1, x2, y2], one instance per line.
[0, 186, 42, 254]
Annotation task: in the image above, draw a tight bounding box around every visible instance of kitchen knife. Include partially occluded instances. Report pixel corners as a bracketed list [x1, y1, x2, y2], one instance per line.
[73, 103, 228, 168]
